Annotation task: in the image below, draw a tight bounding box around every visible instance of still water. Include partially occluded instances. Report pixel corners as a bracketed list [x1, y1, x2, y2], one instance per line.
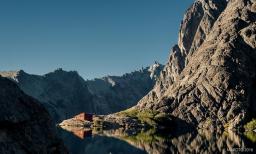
[57, 127, 256, 154]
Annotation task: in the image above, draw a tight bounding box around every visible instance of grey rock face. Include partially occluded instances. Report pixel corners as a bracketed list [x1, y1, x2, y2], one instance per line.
[0, 63, 163, 122]
[136, 0, 256, 130]
[0, 77, 67, 153]
[240, 22, 256, 48]
[139, 0, 228, 103]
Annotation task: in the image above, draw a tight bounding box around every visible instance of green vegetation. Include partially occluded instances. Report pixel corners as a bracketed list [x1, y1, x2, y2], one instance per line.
[118, 108, 140, 118]
[244, 119, 256, 131]
[118, 108, 158, 126]
[118, 108, 170, 127]
[121, 128, 168, 144]
[244, 131, 256, 143]
[243, 119, 256, 143]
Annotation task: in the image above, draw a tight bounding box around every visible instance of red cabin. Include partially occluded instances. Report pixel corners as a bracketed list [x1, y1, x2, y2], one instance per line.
[74, 113, 93, 122]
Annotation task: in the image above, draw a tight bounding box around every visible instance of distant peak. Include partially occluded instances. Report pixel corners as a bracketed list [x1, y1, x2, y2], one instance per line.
[148, 62, 164, 79]
[44, 68, 81, 80]
[0, 69, 27, 82]
[149, 61, 162, 70]
[50, 68, 78, 75]
[53, 68, 65, 73]
[0, 69, 26, 76]
[17, 69, 26, 74]
[154, 61, 160, 65]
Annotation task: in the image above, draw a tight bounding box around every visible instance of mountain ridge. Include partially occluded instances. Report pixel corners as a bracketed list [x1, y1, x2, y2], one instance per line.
[0, 62, 163, 122]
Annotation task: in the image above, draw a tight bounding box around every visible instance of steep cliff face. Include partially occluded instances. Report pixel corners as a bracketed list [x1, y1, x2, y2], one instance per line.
[138, 0, 228, 103]
[0, 63, 163, 122]
[0, 77, 66, 153]
[134, 0, 256, 131]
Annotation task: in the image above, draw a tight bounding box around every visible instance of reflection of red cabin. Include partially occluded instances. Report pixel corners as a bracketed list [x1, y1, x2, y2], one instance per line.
[73, 130, 92, 140]
[74, 113, 93, 122]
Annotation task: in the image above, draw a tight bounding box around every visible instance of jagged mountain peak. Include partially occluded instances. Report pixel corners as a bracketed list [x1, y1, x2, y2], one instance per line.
[0, 69, 27, 82]
[148, 61, 162, 79]
[147, 0, 229, 100]
[51, 68, 78, 75]
[44, 68, 81, 79]
[178, 0, 228, 58]
[0, 69, 25, 76]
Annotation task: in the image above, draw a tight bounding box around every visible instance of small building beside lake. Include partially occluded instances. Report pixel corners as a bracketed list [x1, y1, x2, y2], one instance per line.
[74, 113, 93, 122]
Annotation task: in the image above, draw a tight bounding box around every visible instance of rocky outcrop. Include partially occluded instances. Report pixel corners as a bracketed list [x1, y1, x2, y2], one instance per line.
[0, 77, 67, 153]
[152, 0, 227, 99]
[0, 63, 163, 122]
[123, 0, 256, 131]
[59, 119, 92, 128]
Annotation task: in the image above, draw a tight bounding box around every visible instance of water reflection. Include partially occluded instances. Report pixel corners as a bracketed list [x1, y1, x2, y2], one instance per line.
[57, 128, 147, 154]
[58, 126, 93, 139]
[57, 127, 256, 154]
[244, 131, 256, 143]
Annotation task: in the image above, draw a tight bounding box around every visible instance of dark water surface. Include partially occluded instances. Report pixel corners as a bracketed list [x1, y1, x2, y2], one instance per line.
[57, 128, 256, 154]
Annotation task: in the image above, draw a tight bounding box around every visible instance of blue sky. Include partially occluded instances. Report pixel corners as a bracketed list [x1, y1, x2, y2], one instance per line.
[0, 0, 193, 79]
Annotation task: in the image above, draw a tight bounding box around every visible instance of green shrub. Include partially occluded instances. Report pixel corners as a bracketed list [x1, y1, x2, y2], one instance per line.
[244, 119, 256, 131]
[118, 108, 139, 118]
[118, 109, 160, 126]
[122, 128, 167, 144]
[118, 109, 172, 127]
[244, 131, 256, 143]
[138, 110, 159, 126]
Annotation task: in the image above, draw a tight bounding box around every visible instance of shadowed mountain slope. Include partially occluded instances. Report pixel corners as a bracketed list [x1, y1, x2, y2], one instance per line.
[0, 77, 67, 153]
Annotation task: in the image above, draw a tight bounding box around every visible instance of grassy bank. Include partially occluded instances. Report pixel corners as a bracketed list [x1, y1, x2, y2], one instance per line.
[117, 108, 171, 128]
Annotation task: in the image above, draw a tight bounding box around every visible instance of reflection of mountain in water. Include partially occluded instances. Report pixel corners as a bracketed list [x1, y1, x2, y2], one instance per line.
[58, 127, 256, 154]
[102, 129, 256, 154]
[57, 128, 147, 154]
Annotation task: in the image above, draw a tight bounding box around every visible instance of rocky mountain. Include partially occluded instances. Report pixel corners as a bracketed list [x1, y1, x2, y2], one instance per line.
[0, 69, 93, 123]
[0, 62, 163, 122]
[115, 0, 256, 131]
[0, 77, 67, 153]
[86, 62, 163, 114]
